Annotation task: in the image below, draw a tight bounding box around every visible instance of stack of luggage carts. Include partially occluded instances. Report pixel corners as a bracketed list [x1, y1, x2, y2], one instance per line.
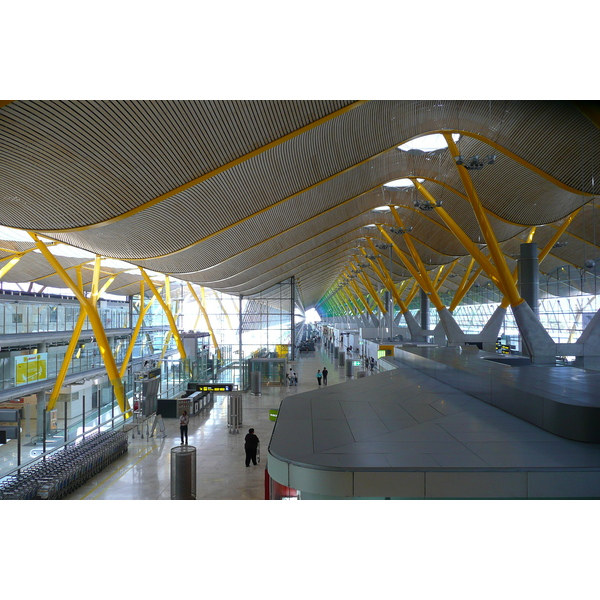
[0, 429, 128, 500]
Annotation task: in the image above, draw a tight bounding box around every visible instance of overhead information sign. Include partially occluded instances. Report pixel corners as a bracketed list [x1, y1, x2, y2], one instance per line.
[188, 383, 235, 392]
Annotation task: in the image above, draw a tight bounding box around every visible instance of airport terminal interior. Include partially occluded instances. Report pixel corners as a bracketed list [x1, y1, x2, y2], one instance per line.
[2, 100, 600, 504]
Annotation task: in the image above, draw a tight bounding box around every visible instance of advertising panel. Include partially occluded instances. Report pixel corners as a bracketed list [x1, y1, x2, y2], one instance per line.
[15, 353, 48, 386]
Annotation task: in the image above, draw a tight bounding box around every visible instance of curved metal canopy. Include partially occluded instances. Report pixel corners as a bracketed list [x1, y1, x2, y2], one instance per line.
[1, 100, 599, 308]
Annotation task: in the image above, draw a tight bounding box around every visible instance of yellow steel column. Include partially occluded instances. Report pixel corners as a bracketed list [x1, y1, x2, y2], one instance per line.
[187, 283, 221, 360]
[411, 178, 506, 296]
[47, 267, 120, 410]
[540, 209, 581, 262]
[47, 274, 92, 411]
[340, 286, 359, 316]
[451, 266, 485, 311]
[31, 235, 127, 413]
[375, 226, 446, 311]
[406, 280, 420, 305]
[334, 289, 351, 315]
[0, 243, 60, 280]
[346, 276, 369, 315]
[120, 282, 160, 378]
[212, 289, 233, 330]
[387, 207, 447, 310]
[139, 268, 187, 361]
[435, 260, 458, 291]
[0, 254, 24, 279]
[444, 133, 522, 306]
[358, 247, 406, 312]
[349, 259, 379, 315]
[355, 250, 388, 313]
[331, 294, 347, 316]
[349, 278, 374, 315]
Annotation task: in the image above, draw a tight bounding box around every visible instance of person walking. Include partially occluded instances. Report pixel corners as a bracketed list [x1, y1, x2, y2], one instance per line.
[322, 367, 328, 385]
[317, 370, 322, 386]
[244, 428, 260, 467]
[179, 410, 189, 445]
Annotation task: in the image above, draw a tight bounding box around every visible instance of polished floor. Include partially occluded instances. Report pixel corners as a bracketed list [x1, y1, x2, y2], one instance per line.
[65, 346, 353, 500]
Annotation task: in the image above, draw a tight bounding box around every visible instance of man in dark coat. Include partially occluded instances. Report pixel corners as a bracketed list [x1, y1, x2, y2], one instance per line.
[244, 428, 260, 467]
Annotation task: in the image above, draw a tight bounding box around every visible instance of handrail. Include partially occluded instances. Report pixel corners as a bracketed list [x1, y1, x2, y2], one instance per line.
[0, 410, 133, 482]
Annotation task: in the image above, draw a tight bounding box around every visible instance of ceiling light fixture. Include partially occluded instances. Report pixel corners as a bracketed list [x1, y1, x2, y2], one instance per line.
[413, 199, 439, 211]
[455, 154, 497, 170]
[390, 226, 413, 235]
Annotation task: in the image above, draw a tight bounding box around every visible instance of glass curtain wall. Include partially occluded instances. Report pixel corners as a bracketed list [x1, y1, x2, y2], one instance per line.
[400, 262, 600, 356]
[179, 278, 303, 387]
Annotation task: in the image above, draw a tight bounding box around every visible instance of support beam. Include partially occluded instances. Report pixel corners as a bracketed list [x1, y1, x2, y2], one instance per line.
[443, 134, 522, 306]
[139, 268, 187, 362]
[119, 283, 162, 378]
[411, 179, 507, 296]
[359, 245, 406, 312]
[30, 234, 127, 413]
[187, 283, 221, 361]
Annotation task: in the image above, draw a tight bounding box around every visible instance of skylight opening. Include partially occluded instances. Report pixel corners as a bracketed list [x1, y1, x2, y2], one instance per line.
[372, 206, 393, 212]
[398, 133, 461, 153]
[383, 178, 424, 188]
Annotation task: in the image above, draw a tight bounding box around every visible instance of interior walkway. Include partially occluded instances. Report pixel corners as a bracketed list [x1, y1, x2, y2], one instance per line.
[65, 344, 353, 500]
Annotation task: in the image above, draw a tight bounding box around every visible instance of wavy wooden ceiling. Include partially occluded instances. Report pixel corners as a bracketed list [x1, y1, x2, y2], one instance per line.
[1, 100, 599, 307]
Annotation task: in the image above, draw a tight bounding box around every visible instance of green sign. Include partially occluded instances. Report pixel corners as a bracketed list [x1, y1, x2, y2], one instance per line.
[269, 408, 279, 421]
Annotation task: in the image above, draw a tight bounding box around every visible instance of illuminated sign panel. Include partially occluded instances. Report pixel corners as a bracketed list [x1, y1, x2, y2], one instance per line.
[188, 383, 235, 392]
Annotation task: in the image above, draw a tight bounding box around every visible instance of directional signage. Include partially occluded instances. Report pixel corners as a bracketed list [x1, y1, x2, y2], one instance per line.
[188, 383, 235, 392]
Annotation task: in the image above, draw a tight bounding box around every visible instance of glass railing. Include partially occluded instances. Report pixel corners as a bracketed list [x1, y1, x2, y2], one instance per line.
[0, 403, 132, 482]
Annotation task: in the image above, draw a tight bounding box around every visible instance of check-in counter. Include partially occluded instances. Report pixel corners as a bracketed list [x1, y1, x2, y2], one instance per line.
[157, 391, 210, 418]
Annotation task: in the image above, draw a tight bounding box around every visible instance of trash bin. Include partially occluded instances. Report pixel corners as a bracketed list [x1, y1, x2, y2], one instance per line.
[339, 352, 345, 367]
[251, 370, 262, 396]
[170, 446, 197, 500]
[345, 359, 353, 378]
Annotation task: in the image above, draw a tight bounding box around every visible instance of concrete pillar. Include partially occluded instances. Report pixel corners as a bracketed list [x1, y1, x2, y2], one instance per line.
[519, 243, 539, 316]
[403, 310, 427, 342]
[36, 391, 46, 436]
[511, 301, 556, 364]
[420, 290, 430, 331]
[384, 291, 393, 338]
[464, 305, 507, 352]
[437, 307, 465, 346]
[573, 307, 600, 370]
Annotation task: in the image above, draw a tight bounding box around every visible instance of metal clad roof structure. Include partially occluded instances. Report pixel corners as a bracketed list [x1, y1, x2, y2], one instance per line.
[1, 100, 599, 306]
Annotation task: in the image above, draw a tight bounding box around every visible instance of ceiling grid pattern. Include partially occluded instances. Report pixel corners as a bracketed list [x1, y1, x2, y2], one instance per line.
[1, 100, 599, 307]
